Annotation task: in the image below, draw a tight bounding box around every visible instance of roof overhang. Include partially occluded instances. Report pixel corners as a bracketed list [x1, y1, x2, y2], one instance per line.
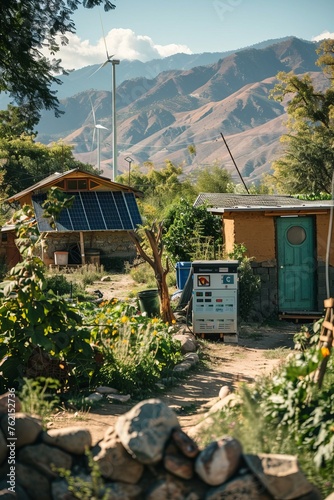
[208, 206, 331, 215]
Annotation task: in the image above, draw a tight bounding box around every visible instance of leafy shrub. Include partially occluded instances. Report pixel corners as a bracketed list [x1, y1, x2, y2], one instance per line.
[197, 331, 334, 497]
[45, 274, 73, 296]
[79, 299, 183, 397]
[0, 207, 100, 391]
[163, 198, 223, 263]
[228, 244, 261, 321]
[19, 377, 60, 425]
[293, 319, 322, 351]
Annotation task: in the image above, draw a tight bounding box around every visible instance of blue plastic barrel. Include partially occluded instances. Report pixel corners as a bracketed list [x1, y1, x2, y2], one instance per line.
[175, 262, 192, 290]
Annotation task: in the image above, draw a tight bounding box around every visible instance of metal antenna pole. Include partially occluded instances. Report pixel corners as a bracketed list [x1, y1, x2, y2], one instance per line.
[96, 126, 101, 174]
[220, 132, 249, 194]
[95, 124, 108, 175]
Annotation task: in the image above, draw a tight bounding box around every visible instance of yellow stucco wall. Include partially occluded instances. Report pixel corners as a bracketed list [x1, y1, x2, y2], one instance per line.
[316, 213, 334, 265]
[223, 212, 275, 261]
[223, 211, 334, 265]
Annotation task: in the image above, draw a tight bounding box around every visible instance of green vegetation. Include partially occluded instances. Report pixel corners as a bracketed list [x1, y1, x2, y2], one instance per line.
[58, 450, 109, 500]
[163, 198, 223, 263]
[0, 1, 116, 126]
[197, 319, 334, 497]
[19, 377, 61, 425]
[228, 244, 261, 321]
[84, 299, 182, 397]
[269, 39, 334, 195]
[0, 206, 183, 400]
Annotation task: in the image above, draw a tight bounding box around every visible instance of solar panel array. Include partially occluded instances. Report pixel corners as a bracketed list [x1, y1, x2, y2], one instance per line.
[32, 191, 142, 232]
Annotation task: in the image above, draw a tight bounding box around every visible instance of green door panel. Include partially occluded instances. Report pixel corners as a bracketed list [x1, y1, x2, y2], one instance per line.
[276, 217, 316, 311]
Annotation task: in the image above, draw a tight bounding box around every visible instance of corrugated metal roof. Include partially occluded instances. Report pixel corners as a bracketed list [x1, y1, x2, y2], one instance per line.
[194, 193, 333, 210]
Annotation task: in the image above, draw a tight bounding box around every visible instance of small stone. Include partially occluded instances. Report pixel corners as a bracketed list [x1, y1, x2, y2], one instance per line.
[184, 352, 199, 365]
[195, 435, 242, 486]
[84, 392, 103, 403]
[171, 428, 199, 458]
[106, 394, 131, 403]
[101, 275, 112, 282]
[206, 394, 241, 415]
[146, 478, 188, 500]
[164, 452, 194, 479]
[173, 334, 197, 353]
[95, 386, 119, 395]
[218, 385, 230, 400]
[42, 427, 92, 454]
[173, 362, 192, 372]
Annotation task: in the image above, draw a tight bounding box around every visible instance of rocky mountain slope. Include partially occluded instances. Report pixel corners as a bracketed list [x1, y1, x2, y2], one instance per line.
[37, 37, 326, 185]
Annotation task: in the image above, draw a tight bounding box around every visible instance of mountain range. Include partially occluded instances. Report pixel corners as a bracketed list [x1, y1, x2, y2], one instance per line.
[36, 37, 326, 185]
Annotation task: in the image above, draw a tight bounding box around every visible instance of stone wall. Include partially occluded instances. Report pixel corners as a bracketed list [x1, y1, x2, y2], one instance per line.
[44, 231, 137, 267]
[251, 260, 278, 320]
[250, 260, 334, 320]
[0, 395, 324, 500]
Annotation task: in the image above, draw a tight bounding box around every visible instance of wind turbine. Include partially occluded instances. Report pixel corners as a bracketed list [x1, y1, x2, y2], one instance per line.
[90, 23, 120, 181]
[90, 96, 108, 175]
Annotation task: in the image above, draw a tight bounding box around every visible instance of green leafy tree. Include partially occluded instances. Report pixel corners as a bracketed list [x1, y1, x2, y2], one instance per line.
[270, 40, 334, 195]
[191, 164, 234, 193]
[117, 160, 197, 222]
[163, 198, 223, 263]
[0, 0, 116, 125]
[0, 105, 37, 138]
[0, 136, 96, 197]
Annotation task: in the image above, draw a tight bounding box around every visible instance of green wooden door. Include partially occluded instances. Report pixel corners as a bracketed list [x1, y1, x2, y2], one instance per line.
[276, 216, 316, 311]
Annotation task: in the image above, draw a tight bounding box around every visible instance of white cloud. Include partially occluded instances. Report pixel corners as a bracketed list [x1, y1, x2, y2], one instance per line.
[51, 29, 192, 70]
[312, 31, 334, 42]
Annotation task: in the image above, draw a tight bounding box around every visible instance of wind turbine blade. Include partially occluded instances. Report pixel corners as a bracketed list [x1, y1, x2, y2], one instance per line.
[91, 127, 96, 152]
[100, 13, 110, 60]
[89, 60, 108, 78]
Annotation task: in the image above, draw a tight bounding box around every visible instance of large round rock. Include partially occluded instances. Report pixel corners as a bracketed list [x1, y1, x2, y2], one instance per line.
[195, 435, 242, 486]
[115, 399, 180, 465]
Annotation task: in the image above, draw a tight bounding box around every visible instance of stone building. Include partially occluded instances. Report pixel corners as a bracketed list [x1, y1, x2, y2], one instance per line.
[1, 168, 142, 270]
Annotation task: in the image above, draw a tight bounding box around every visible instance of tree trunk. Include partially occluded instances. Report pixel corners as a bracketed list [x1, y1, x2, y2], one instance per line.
[129, 226, 175, 323]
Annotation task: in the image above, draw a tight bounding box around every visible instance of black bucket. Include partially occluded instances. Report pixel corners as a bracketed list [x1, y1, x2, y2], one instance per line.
[137, 289, 160, 317]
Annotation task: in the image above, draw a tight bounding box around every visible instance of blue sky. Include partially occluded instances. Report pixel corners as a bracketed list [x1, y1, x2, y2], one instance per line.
[56, 0, 334, 69]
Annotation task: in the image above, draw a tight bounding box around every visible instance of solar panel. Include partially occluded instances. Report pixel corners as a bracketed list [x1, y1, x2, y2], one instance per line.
[32, 190, 142, 232]
[67, 194, 90, 231]
[112, 191, 132, 229]
[97, 192, 123, 229]
[124, 192, 143, 226]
